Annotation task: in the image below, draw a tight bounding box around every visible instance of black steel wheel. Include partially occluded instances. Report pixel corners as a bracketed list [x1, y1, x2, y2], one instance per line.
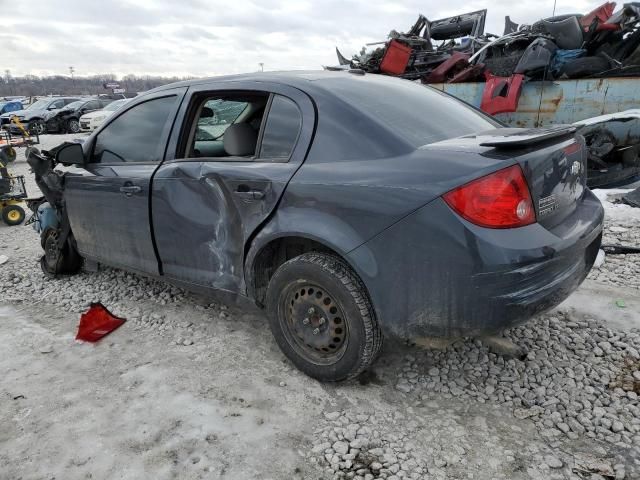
[282, 282, 349, 365]
[67, 118, 80, 133]
[266, 252, 382, 382]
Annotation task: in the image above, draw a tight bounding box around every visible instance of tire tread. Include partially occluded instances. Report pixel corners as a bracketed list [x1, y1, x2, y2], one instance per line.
[268, 252, 383, 381]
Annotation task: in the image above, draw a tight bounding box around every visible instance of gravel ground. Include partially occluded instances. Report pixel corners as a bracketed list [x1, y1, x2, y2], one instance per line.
[1, 135, 639, 480]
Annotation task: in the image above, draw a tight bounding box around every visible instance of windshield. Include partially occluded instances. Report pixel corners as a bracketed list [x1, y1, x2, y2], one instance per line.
[103, 99, 127, 111]
[27, 99, 50, 110]
[64, 101, 85, 110]
[326, 75, 500, 147]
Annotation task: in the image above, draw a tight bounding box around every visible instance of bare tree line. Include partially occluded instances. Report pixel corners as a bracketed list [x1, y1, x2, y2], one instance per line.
[0, 73, 195, 97]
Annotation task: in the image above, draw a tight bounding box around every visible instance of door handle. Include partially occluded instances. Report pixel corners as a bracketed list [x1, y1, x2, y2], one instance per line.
[120, 185, 141, 196]
[234, 189, 265, 200]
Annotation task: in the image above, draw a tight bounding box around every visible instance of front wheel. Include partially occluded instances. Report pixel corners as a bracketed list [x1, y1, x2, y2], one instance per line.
[265, 253, 383, 382]
[40, 229, 82, 276]
[66, 118, 80, 133]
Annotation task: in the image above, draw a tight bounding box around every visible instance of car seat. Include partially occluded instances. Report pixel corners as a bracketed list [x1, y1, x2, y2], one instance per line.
[223, 123, 258, 157]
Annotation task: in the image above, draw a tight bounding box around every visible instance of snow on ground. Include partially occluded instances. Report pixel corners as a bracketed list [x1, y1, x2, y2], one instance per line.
[0, 135, 639, 479]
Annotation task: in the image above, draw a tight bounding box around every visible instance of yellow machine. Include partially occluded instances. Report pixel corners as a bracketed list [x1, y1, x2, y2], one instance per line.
[0, 146, 27, 226]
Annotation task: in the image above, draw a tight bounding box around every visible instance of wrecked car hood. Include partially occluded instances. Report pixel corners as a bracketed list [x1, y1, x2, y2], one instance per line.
[573, 109, 640, 126]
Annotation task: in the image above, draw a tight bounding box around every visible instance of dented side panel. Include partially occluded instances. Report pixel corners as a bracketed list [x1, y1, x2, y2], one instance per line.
[151, 161, 298, 292]
[151, 80, 317, 294]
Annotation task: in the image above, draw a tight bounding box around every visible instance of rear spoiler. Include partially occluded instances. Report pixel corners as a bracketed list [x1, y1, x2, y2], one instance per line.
[476, 126, 577, 148]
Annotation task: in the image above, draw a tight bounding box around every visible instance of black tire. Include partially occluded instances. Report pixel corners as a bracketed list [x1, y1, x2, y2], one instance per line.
[66, 118, 80, 134]
[29, 119, 45, 135]
[2, 205, 25, 226]
[0, 146, 16, 163]
[560, 56, 610, 78]
[265, 252, 382, 382]
[40, 229, 82, 276]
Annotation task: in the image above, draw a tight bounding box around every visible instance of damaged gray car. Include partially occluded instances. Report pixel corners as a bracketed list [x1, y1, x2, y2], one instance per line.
[28, 71, 604, 381]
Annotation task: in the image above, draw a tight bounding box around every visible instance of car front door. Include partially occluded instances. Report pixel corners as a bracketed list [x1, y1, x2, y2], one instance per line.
[64, 88, 186, 274]
[151, 82, 315, 294]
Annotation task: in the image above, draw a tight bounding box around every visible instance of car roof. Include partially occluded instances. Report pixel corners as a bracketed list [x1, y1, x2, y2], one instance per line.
[147, 70, 385, 96]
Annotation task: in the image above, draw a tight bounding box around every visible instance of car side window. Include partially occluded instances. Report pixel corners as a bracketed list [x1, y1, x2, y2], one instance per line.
[186, 94, 267, 160]
[50, 100, 64, 109]
[258, 95, 301, 161]
[91, 95, 177, 164]
[85, 100, 100, 110]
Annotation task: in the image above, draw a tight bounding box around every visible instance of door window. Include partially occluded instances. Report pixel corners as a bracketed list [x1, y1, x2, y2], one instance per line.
[196, 99, 247, 141]
[185, 93, 301, 162]
[91, 95, 177, 164]
[258, 95, 301, 160]
[84, 100, 101, 110]
[49, 99, 64, 109]
[187, 94, 267, 159]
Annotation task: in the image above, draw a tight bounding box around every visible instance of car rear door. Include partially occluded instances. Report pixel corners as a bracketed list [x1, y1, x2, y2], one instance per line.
[64, 88, 187, 274]
[151, 82, 315, 293]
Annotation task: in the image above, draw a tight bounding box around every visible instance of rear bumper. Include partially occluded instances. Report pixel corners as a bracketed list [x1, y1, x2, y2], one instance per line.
[347, 189, 604, 339]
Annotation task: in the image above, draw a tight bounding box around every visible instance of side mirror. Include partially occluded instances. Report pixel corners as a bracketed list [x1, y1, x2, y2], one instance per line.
[56, 142, 85, 166]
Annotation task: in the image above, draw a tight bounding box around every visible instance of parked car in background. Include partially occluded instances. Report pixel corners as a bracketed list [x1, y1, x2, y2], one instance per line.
[45, 98, 114, 133]
[1, 97, 79, 135]
[79, 99, 129, 132]
[32, 72, 604, 382]
[0, 100, 23, 116]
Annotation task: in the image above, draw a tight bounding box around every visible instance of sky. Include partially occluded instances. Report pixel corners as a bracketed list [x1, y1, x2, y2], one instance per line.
[0, 0, 604, 78]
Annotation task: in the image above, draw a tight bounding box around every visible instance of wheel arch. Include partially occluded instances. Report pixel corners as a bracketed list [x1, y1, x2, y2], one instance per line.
[245, 232, 368, 309]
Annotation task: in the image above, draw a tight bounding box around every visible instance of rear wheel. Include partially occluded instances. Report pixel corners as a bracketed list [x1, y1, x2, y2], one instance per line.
[2, 205, 25, 226]
[266, 253, 382, 382]
[29, 119, 45, 135]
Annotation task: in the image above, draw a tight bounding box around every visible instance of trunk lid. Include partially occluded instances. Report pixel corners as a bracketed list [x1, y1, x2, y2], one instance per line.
[426, 127, 587, 228]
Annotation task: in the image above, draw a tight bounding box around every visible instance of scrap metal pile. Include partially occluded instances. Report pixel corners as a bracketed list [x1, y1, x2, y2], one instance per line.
[333, 3, 640, 188]
[335, 3, 640, 96]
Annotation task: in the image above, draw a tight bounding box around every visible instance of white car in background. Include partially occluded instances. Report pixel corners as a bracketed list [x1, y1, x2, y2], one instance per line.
[79, 99, 129, 132]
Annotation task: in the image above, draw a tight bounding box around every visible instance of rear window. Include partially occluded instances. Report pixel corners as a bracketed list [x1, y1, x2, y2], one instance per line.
[326, 75, 499, 147]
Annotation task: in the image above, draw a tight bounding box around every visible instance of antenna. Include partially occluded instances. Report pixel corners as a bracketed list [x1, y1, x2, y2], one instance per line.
[552, 0, 557, 16]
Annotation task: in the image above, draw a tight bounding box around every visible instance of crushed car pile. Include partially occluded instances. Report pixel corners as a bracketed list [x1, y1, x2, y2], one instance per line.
[336, 3, 640, 89]
[334, 3, 640, 188]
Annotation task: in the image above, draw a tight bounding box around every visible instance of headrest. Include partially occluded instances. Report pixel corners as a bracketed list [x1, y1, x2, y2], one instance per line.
[200, 106, 214, 118]
[223, 123, 257, 157]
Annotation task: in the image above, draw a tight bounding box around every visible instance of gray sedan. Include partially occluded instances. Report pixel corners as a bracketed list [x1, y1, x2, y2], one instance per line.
[31, 71, 603, 381]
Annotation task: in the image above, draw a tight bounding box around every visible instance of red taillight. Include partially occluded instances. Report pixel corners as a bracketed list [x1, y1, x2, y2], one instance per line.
[443, 165, 536, 229]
